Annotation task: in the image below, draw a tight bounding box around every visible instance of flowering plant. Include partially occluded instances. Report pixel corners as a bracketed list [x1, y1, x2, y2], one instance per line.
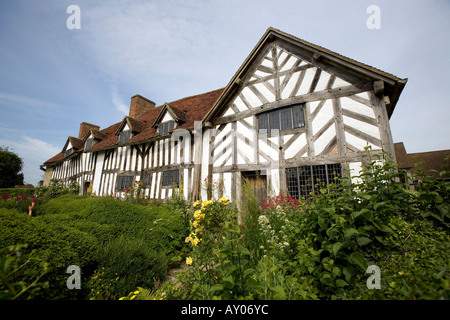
[261, 192, 302, 214]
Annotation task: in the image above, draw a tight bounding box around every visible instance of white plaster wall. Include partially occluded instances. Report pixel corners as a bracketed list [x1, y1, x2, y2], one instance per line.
[349, 162, 363, 185]
[314, 125, 336, 155]
[297, 67, 316, 96]
[340, 97, 375, 119]
[343, 116, 380, 140]
[240, 87, 262, 108]
[284, 133, 306, 159]
[161, 111, 174, 123]
[312, 100, 333, 135]
[92, 152, 105, 195]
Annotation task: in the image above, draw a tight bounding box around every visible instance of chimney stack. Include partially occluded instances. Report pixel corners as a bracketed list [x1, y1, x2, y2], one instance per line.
[129, 94, 156, 118]
[78, 122, 100, 139]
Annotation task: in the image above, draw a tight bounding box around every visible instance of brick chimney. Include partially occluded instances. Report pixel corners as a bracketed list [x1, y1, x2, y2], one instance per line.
[78, 122, 100, 139]
[129, 94, 156, 118]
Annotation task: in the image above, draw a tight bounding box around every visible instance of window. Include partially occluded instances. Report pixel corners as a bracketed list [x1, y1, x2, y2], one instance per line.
[162, 169, 179, 187]
[65, 148, 73, 158]
[286, 163, 342, 198]
[159, 121, 175, 136]
[257, 103, 305, 133]
[119, 130, 132, 144]
[85, 138, 94, 150]
[116, 175, 134, 191]
[141, 172, 151, 185]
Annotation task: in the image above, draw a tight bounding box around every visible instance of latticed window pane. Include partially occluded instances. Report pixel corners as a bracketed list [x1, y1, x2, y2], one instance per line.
[269, 110, 280, 131]
[286, 167, 299, 200]
[119, 131, 132, 144]
[162, 169, 179, 187]
[292, 104, 305, 128]
[64, 148, 73, 158]
[327, 163, 342, 185]
[168, 121, 175, 132]
[258, 113, 268, 131]
[287, 163, 342, 199]
[117, 175, 133, 191]
[159, 121, 175, 136]
[141, 172, 151, 185]
[298, 166, 313, 197]
[258, 103, 305, 133]
[85, 138, 94, 150]
[312, 164, 327, 192]
[280, 108, 292, 131]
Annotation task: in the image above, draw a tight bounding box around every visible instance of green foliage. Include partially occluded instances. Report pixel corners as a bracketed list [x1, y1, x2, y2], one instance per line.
[95, 236, 168, 299]
[33, 179, 80, 203]
[0, 188, 35, 197]
[0, 207, 97, 299]
[0, 244, 49, 300]
[149, 152, 449, 300]
[413, 165, 450, 228]
[0, 195, 187, 300]
[0, 146, 24, 188]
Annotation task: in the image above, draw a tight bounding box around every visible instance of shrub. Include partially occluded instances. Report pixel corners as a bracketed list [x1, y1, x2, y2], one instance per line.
[0, 207, 98, 299]
[1, 195, 187, 300]
[0, 244, 49, 300]
[94, 236, 169, 299]
[170, 152, 450, 300]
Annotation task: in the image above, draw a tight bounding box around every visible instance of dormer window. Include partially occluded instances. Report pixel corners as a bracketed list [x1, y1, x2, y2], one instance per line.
[65, 148, 74, 157]
[119, 130, 132, 144]
[85, 138, 94, 150]
[159, 121, 175, 136]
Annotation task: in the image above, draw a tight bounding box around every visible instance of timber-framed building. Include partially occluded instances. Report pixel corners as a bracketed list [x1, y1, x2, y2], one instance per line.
[42, 28, 407, 203]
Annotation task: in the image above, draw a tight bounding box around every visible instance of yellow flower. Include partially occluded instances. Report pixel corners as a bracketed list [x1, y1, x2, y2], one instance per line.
[193, 220, 199, 228]
[119, 297, 125, 300]
[194, 210, 202, 220]
[186, 257, 193, 265]
[185, 236, 192, 243]
[193, 200, 200, 208]
[192, 237, 200, 246]
[219, 196, 229, 205]
[134, 290, 140, 295]
[130, 295, 136, 300]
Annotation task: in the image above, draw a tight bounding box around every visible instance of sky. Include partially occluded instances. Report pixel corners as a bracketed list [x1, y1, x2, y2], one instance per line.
[0, 0, 449, 186]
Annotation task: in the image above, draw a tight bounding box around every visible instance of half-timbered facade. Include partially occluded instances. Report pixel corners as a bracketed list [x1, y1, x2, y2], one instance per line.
[42, 28, 407, 203]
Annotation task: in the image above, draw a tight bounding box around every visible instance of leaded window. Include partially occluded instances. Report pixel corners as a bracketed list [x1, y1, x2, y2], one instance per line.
[257, 103, 305, 133]
[159, 121, 175, 137]
[141, 172, 151, 185]
[119, 130, 132, 144]
[64, 148, 73, 158]
[85, 138, 94, 150]
[162, 169, 179, 187]
[117, 175, 134, 191]
[286, 163, 342, 198]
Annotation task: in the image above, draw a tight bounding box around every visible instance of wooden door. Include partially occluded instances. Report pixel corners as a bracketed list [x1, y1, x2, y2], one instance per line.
[241, 171, 267, 206]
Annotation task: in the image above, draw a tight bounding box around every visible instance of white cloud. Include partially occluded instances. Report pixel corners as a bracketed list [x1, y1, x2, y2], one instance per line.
[0, 92, 59, 111]
[111, 85, 129, 115]
[0, 136, 60, 186]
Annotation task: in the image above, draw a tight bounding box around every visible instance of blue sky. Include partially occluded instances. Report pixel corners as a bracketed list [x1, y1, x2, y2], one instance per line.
[0, 0, 449, 186]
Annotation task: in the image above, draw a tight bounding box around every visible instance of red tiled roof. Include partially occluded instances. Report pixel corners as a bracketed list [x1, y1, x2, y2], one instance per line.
[43, 152, 65, 165]
[43, 88, 225, 165]
[125, 88, 224, 145]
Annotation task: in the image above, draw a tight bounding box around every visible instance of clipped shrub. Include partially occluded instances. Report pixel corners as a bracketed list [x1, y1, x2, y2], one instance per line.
[94, 236, 168, 299]
[0, 207, 98, 299]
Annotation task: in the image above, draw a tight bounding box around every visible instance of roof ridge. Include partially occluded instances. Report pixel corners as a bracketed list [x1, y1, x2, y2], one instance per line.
[160, 87, 225, 107]
[268, 27, 404, 81]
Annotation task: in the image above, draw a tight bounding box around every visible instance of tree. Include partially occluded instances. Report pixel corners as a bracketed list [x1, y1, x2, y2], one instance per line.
[0, 146, 24, 187]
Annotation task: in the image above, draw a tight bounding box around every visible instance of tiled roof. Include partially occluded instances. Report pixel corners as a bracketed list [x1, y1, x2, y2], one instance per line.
[43, 88, 224, 165]
[395, 142, 450, 179]
[43, 152, 65, 165]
